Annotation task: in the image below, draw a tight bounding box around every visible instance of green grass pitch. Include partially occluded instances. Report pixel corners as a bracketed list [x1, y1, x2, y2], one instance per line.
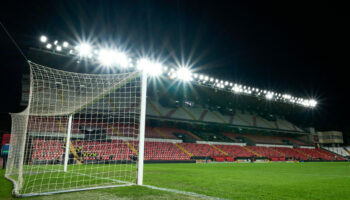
[1, 162, 349, 199]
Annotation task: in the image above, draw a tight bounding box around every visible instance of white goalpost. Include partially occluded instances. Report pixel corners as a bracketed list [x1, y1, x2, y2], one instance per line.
[5, 61, 147, 197]
[63, 115, 73, 172]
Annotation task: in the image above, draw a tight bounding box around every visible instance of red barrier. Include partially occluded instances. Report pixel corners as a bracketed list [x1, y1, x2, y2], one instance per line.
[2, 133, 10, 145]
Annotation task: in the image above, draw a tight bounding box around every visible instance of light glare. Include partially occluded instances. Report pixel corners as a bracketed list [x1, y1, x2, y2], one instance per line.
[137, 58, 163, 76]
[40, 35, 47, 43]
[63, 41, 69, 48]
[77, 43, 92, 57]
[176, 67, 192, 82]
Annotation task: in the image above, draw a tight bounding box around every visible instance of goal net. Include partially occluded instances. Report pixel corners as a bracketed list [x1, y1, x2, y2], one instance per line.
[6, 62, 146, 197]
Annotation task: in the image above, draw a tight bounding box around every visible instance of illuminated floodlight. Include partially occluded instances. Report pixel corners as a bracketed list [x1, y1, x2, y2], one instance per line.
[232, 86, 242, 93]
[305, 99, 317, 108]
[199, 75, 204, 80]
[46, 43, 52, 49]
[309, 100, 317, 107]
[114, 52, 130, 68]
[40, 35, 47, 43]
[301, 100, 310, 107]
[204, 76, 209, 81]
[137, 58, 163, 76]
[76, 43, 92, 57]
[98, 49, 130, 68]
[283, 94, 291, 99]
[56, 45, 62, 51]
[210, 78, 214, 82]
[54, 40, 58, 45]
[98, 49, 116, 66]
[266, 93, 273, 100]
[176, 67, 192, 82]
[63, 41, 69, 48]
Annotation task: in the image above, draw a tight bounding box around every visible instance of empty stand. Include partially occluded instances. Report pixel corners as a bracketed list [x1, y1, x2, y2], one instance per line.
[215, 145, 252, 157]
[179, 143, 224, 157]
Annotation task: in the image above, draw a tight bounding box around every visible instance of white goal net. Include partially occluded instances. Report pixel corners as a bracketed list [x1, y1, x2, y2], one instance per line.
[6, 62, 146, 197]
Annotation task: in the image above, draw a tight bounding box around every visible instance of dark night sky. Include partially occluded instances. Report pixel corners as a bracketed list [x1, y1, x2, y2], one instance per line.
[0, 1, 349, 135]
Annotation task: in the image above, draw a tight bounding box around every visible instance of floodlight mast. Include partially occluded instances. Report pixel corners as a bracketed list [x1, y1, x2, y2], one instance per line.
[137, 70, 147, 185]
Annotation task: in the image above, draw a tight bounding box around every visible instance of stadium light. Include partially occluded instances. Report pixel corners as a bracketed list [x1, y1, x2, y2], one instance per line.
[114, 52, 130, 68]
[232, 86, 241, 93]
[63, 41, 69, 48]
[137, 58, 163, 76]
[266, 93, 273, 100]
[98, 49, 130, 68]
[76, 43, 92, 57]
[176, 67, 192, 82]
[98, 49, 116, 66]
[40, 35, 47, 43]
[36, 35, 319, 109]
[309, 99, 317, 107]
[56, 45, 62, 51]
[46, 43, 52, 49]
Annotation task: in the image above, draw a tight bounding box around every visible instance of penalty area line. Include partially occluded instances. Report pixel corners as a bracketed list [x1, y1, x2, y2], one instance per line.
[143, 185, 228, 200]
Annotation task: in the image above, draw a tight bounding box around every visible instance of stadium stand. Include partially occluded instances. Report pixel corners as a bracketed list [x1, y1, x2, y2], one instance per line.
[323, 146, 350, 157]
[215, 145, 252, 157]
[26, 110, 344, 163]
[146, 100, 303, 133]
[31, 137, 346, 162]
[179, 143, 223, 157]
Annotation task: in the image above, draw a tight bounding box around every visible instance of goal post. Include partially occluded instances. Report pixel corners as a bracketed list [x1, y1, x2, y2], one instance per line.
[137, 71, 147, 185]
[63, 115, 73, 172]
[5, 61, 147, 197]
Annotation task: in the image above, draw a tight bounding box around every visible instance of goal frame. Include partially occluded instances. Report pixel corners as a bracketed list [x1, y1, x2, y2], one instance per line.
[5, 61, 148, 197]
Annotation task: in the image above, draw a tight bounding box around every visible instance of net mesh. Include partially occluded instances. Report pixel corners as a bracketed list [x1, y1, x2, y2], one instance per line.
[6, 62, 142, 196]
